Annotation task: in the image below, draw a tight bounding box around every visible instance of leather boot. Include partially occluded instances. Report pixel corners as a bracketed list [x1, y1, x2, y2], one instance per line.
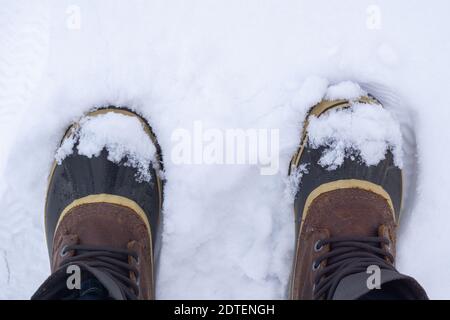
[289, 96, 427, 300]
[32, 107, 163, 300]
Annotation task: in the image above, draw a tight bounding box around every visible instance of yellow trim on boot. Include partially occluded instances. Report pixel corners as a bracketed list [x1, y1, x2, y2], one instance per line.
[54, 194, 153, 237]
[299, 179, 396, 233]
[54, 193, 155, 294]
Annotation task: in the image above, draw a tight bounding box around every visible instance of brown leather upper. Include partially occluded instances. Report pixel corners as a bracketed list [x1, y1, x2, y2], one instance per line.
[291, 188, 397, 299]
[51, 202, 154, 299]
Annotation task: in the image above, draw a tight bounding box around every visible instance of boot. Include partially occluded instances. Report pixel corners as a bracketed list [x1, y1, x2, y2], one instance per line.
[32, 107, 163, 300]
[289, 95, 427, 300]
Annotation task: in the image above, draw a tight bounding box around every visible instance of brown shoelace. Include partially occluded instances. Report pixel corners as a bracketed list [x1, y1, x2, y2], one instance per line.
[312, 236, 396, 300]
[58, 244, 140, 300]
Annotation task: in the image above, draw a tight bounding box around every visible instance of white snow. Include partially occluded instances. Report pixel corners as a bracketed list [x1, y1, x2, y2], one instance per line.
[307, 101, 403, 170]
[285, 164, 309, 204]
[1, 0, 450, 299]
[56, 112, 158, 183]
[324, 81, 367, 101]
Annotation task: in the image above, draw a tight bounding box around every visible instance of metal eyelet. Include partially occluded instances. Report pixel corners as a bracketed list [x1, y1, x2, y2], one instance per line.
[60, 245, 69, 258]
[312, 261, 320, 271]
[314, 240, 323, 252]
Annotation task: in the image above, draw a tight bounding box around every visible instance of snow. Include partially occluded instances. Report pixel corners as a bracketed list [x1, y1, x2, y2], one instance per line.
[307, 100, 403, 170]
[56, 112, 159, 183]
[1, 0, 450, 299]
[285, 164, 309, 204]
[324, 81, 367, 101]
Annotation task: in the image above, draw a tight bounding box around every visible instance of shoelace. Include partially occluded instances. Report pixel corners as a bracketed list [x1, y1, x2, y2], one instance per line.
[59, 244, 140, 300]
[312, 236, 395, 300]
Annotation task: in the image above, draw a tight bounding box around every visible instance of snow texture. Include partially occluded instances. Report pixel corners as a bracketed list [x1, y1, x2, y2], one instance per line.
[56, 112, 158, 183]
[324, 81, 367, 101]
[284, 164, 309, 205]
[307, 101, 403, 170]
[1, 0, 450, 299]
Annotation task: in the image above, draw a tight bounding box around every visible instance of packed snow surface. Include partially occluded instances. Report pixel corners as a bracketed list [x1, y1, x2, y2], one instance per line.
[55, 112, 158, 183]
[307, 101, 403, 170]
[1, 0, 450, 299]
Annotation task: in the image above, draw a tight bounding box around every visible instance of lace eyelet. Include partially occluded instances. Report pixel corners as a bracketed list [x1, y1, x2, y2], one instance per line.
[312, 261, 320, 271]
[60, 245, 69, 258]
[314, 240, 323, 252]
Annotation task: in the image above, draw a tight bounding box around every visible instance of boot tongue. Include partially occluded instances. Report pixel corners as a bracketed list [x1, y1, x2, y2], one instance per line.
[31, 265, 126, 300]
[75, 264, 130, 300]
[332, 269, 429, 300]
[78, 276, 110, 300]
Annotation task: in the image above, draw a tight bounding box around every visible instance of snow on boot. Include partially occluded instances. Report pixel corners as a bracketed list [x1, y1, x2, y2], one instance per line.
[289, 94, 427, 300]
[32, 107, 164, 300]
